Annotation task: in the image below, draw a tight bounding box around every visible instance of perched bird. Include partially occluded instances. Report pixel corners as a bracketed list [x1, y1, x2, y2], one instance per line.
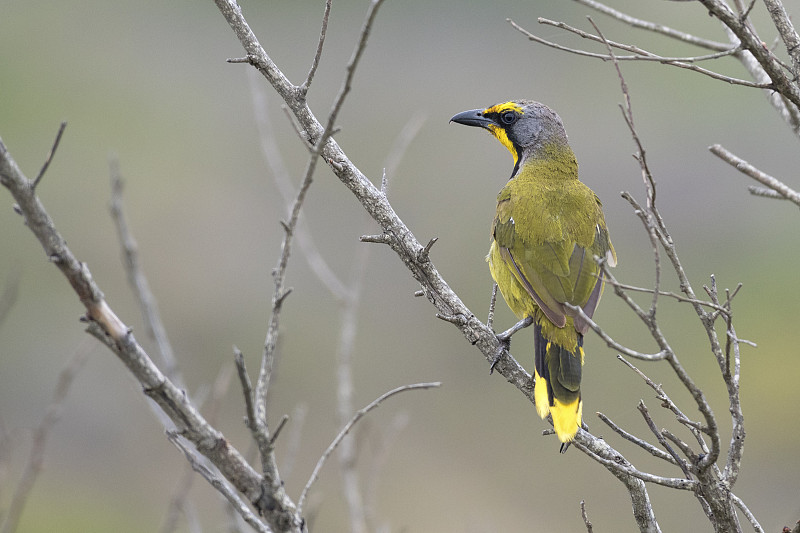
[451, 100, 616, 445]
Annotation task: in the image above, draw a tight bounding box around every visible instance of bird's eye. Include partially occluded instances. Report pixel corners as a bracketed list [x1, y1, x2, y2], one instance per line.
[500, 111, 517, 125]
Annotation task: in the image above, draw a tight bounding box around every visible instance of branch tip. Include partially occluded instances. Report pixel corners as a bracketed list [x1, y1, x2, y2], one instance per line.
[33, 121, 67, 189]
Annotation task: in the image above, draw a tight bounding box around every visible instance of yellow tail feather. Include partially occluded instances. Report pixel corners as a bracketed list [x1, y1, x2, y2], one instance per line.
[534, 369, 550, 419]
[550, 397, 582, 443]
[534, 370, 583, 443]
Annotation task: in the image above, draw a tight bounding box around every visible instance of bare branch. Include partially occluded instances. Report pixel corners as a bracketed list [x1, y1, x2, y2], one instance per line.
[580, 500, 594, 533]
[486, 283, 499, 331]
[298, 0, 333, 96]
[597, 412, 678, 466]
[602, 277, 730, 316]
[0, 268, 20, 330]
[570, 432, 662, 532]
[298, 382, 441, 513]
[617, 356, 707, 450]
[698, 0, 800, 109]
[160, 460, 201, 533]
[32, 121, 67, 190]
[363, 412, 408, 525]
[592, 22, 729, 481]
[0, 341, 91, 533]
[761, 0, 800, 82]
[573, 0, 731, 50]
[573, 433, 696, 491]
[531, 17, 764, 88]
[730, 492, 765, 533]
[167, 432, 270, 533]
[160, 365, 233, 533]
[246, 4, 390, 522]
[323, 0, 387, 141]
[248, 71, 350, 302]
[234, 346, 256, 432]
[332, 246, 370, 533]
[109, 157, 182, 385]
[382, 111, 427, 186]
[637, 401, 693, 478]
[722, 318, 746, 488]
[566, 301, 667, 361]
[709, 144, 800, 207]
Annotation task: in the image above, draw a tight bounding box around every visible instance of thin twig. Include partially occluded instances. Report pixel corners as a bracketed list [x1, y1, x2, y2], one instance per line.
[580, 500, 593, 533]
[0, 268, 20, 330]
[709, 144, 800, 207]
[508, 18, 766, 88]
[251, 0, 389, 510]
[160, 365, 233, 533]
[167, 433, 269, 533]
[159, 459, 200, 533]
[487, 283, 498, 331]
[323, 0, 387, 143]
[573, 0, 731, 50]
[233, 346, 256, 431]
[698, 0, 800, 110]
[617, 355, 707, 449]
[571, 438, 697, 490]
[252, 93, 331, 482]
[298, 382, 441, 513]
[746, 185, 786, 199]
[566, 301, 667, 361]
[637, 401, 693, 478]
[597, 412, 678, 465]
[602, 276, 730, 316]
[731, 492, 765, 533]
[299, 0, 333, 96]
[754, 0, 800, 80]
[32, 121, 67, 189]
[591, 18, 726, 481]
[331, 107, 425, 533]
[381, 111, 427, 189]
[722, 319, 746, 487]
[109, 157, 182, 386]
[249, 70, 350, 301]
[364, 412, 408, 526]
[333, 247, 370, 533]
[0, 340, 91, 533]
[2, 133, 271, 521]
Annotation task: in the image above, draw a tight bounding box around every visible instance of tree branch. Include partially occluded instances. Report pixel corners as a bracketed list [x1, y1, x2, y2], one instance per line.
[297, 382, 441, 513]
[709, 144, 800, 208]
[0, 341, 90, 533]
[32, 121, 67, 190]
[573, 0, 731, 50]
[698, 0, 800, 109]
[109, 158, 183, 386]
[167, 432, 271, 533]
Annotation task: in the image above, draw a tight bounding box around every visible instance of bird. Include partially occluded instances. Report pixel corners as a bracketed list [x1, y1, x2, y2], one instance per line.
[451, 100, 616, 446]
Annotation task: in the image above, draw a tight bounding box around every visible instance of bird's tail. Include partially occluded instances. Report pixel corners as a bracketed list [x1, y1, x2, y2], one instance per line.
[533, 322, 584, 444]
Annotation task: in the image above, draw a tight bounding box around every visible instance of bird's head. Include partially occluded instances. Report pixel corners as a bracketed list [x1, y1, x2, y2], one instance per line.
[450, 100, 569, 172]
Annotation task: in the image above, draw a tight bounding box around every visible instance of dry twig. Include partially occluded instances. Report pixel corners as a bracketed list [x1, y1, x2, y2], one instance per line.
[0, 341, 91, 533]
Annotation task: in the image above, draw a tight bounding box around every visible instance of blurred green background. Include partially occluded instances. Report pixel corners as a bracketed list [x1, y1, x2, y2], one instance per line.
[1, 1, 799, 531]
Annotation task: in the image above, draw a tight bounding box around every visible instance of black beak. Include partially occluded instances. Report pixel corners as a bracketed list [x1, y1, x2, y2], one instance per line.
[450, 108, 493, 129]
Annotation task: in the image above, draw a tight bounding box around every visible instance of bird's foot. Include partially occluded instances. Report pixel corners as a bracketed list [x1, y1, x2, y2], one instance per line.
[490, 337, 510, 374]
[490, 316, 533, 373]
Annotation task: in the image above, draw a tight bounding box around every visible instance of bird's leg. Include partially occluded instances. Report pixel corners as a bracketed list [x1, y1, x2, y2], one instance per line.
[496, 315, 534, 343]
[490, 316, 534, 373]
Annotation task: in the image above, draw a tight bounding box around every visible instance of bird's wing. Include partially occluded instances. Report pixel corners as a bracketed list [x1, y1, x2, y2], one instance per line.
[493, 192, 613, 331]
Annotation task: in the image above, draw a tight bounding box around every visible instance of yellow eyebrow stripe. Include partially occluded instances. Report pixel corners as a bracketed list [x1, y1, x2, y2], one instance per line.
[482, 101, 524, 115]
